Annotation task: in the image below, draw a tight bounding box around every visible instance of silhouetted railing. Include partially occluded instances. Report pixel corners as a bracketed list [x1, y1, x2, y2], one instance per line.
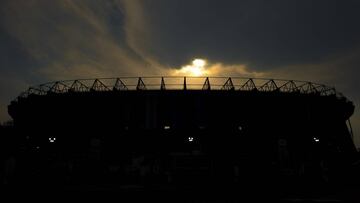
[14, 77, 343, 101]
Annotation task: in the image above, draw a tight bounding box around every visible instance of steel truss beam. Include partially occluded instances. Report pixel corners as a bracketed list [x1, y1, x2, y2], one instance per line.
[240, 79, 257, 91]
[14, 77, 344, 102]
[298, 82, 318, 94]
[91, 79, 110, 92]
[70, 80, 89, 92]
[259, 79, 278, 92]
[161, 77, 166, 90]
[114, 78, 128, 91]
[278, 80, 298, 93]
[137, 77, 146, 90]
[221, 77, 234, 90]
[49, 81, 70, 93]
[183, 77, 187, 90]
[202, 77, 211, 90]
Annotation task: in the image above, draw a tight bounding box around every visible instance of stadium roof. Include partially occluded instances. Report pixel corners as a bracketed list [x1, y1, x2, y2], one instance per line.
[13, 77, 345, 102]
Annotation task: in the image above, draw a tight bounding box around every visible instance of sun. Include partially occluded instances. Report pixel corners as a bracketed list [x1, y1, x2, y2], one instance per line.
[173, 58, 208, 76]
[192, 59, 206, 67]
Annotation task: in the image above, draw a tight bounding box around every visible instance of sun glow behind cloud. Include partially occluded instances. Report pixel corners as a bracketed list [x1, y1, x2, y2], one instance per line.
[170, 58, 264, 78]
[173, 59, 208, 76]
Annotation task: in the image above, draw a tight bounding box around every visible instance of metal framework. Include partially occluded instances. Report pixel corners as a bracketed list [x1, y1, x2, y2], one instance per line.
[221, 78, 235, 90]
[202, 77, 211, 90]
[113, 78, 128, 91]
[240, 79, 257, 91]
[14, 77, 342, 101]
[136, 77, 146, 90]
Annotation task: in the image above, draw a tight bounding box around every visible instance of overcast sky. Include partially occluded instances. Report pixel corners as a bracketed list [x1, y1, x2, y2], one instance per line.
[1, 0, 360, 146]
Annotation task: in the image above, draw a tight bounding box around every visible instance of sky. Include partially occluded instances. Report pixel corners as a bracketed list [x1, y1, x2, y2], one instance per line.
[0, 0, 360, 146]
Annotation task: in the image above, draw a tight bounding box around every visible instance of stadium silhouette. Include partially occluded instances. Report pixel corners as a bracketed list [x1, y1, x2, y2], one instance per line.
[5, 77, 360, 200]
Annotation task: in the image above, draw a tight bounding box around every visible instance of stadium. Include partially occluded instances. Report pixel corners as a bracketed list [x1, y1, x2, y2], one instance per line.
[6, 76, 359, 196]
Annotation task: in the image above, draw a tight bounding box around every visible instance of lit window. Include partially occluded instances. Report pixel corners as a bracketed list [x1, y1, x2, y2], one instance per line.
[164, 125, 171, 130]
[188, 137, 194, 142]
[49, 137, 56, 143]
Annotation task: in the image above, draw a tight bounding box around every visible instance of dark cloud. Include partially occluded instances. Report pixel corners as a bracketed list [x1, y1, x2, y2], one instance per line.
[0, 26, 41, 122]
[140, 0, 360, 69]
[0, 0, 154, 121]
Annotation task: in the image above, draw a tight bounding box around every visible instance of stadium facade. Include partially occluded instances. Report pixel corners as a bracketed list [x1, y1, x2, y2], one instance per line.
[6, 77, 359, 193]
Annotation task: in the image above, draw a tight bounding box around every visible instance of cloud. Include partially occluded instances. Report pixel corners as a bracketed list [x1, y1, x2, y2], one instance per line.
[0, 0, 162, 82]
[0, 0, 154, 121]
[129, 0, 360, 70]
[120, 0, 160, 68]
[168, 58, 265, 78]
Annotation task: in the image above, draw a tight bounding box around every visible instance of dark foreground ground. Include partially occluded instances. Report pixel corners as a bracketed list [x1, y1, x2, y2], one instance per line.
[3, 179, 360, 202]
